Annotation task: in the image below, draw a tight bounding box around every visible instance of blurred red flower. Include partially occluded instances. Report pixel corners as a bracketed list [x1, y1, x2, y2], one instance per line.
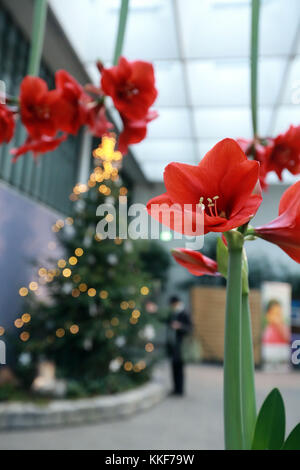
[11, 134, 67, 161]
[237, 138, 271, 190]
[237, 125, 300, 189]
[85, 103, 113, 138]
[20, 76, 62, 138]
[55, 70, 89, 135]
[147, 138, 262, 235]
[0, 104, 15, 144]
[101, 57, 157, 121]
[118, 110, 158, 155]
[172, 248, 220, 277]
[255, 180, 300, 263]
[268, 125, 300, 180]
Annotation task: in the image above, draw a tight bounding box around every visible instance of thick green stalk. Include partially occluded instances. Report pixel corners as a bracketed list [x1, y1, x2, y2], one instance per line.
[241, 292, 257, 449]
[27, 0, 48, 76]
[113, 0, 130, 66]
[224, 232, 244, 450]
[250, 0, 260, 137]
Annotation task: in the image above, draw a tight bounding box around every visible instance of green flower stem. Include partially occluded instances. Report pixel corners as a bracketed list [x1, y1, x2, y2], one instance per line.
[224, 231, 244, 450]
[113, 0, 130, 66]
[246, 226, 256, 236]
[6, 95, 19, 106]
[250, 0, 261, 137]
[241, 292, 257, 449]
[27, 0, 48, 76]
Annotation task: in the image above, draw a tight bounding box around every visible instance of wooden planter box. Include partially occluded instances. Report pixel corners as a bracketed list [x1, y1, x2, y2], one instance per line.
[190, 286, 262, 365]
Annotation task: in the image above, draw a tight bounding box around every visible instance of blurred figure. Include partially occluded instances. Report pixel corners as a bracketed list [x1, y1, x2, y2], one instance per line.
[167, 296, 191, 396]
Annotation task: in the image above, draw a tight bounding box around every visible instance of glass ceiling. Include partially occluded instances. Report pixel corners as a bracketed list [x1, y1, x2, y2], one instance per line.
[50, 0, 300, 183]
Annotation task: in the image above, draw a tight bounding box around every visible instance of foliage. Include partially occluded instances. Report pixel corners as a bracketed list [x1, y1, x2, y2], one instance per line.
[252, 388, 300, 450]
[136, 240, 171, 290]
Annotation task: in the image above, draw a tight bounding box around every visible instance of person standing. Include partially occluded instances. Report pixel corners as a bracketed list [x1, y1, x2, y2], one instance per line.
[167, 296, 191, 396]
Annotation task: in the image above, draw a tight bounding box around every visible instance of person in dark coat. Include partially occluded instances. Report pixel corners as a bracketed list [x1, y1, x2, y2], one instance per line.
[167, 295, 191, 396]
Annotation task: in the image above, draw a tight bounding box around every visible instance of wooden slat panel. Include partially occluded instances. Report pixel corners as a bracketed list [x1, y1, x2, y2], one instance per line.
[190, 286, 262, 365]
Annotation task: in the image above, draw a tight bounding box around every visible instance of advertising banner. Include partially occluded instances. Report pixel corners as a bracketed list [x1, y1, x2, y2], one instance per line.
[261, 282, 291, 369]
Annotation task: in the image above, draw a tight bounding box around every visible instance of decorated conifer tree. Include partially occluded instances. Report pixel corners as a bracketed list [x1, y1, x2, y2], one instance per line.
[12, 135, 164, 397]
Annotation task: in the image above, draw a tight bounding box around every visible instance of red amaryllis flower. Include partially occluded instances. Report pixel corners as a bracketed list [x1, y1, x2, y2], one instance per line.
[11, 134, 67, 161]
[101, 56, 157, 121]
[118, 110, 158, 155]
[254, 180, 300, 263]
[20, 76, 62, 138]
[0, 104, 15, 144]
[267, 125, 300, 180]
[147, 138, 262, 235]
[172, 248, 220, 277]
[55, 70, 88, 135]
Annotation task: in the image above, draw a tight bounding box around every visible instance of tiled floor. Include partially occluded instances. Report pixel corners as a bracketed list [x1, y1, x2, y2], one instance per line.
[0, 364, 299, 450]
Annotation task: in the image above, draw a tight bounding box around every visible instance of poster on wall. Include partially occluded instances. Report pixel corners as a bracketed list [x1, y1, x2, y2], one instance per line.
[261, 282, 291, 370]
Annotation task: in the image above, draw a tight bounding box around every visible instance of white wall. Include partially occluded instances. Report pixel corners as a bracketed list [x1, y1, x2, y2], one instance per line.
[0, 183, 62, 328]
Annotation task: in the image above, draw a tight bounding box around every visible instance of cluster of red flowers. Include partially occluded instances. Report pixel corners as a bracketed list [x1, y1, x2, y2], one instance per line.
[0, 56, 157, 160]
[147, 138, 300, 275]
[237, 125, 300, 190]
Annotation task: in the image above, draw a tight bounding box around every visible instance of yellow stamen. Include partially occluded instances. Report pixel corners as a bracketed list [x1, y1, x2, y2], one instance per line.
[198, 197, 205, 210]
[198, 195, 221, 218]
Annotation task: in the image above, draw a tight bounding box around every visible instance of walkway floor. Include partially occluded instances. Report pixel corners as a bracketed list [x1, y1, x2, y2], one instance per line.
[0, 364, 300, 450]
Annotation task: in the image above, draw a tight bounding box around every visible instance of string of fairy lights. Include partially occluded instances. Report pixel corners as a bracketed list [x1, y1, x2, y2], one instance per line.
[0, 135, 154, 374]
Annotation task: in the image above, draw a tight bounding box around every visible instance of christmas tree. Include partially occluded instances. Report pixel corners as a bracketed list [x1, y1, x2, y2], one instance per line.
[11, 135, 165, 398]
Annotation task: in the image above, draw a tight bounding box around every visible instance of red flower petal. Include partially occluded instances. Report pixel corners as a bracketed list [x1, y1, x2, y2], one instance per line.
[146, 192, 204, 236]
[172, 248, 220, 277]
[118, 110, 158, 155]
[222, 160, 262, 217]
[0, 104, 15, 144]
[255, 180, 300, 263]
[236, 137, 272, 190]
[164, 162, 207, 205]
[86, 104, 113, 138]
[11, 134, 67, 161]
[278, 180, 300, 215]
